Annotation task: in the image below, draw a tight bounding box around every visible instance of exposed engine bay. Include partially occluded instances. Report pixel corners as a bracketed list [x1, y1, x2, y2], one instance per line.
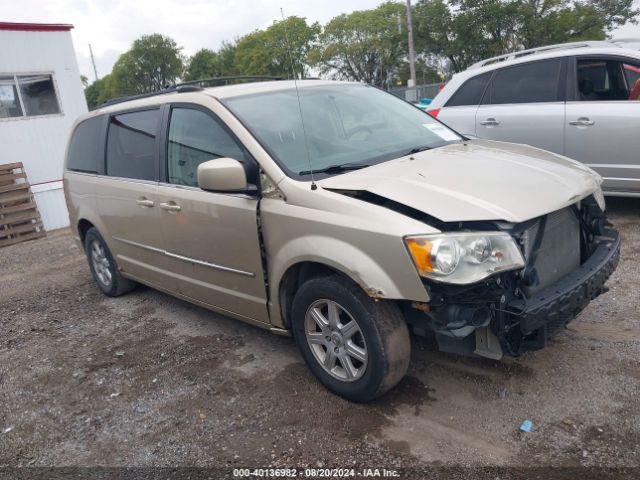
[401, 195, 620, 359]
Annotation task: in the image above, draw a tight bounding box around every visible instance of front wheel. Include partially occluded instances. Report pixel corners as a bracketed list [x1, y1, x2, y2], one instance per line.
[291, 275, 410, 402]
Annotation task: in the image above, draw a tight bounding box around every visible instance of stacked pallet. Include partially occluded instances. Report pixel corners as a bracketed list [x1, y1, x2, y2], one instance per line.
[0, 162, 46, 248]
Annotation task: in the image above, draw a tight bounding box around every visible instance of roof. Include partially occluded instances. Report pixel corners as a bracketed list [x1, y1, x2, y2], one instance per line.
[467, 41, 616, 69]
[0, 22, 73, 32]
[206, 79, 351, 99]
[455, 45, 640, 81]
[85, 79, 354, 119]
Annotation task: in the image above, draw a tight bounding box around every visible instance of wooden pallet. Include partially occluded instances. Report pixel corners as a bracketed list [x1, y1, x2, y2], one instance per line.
[0, 162, 46, 248]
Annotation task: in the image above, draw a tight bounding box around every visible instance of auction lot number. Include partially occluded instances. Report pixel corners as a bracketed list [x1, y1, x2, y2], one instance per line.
[233, 468, 400, 478]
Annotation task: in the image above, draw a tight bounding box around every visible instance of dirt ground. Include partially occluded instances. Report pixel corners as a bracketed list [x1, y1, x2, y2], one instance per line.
[0, 198, 639, 477]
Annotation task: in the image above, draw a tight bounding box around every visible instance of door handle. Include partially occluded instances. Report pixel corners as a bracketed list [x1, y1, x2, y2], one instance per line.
[159, 202, 181, 212]
[569, 117, 595, 126]
[480, 118, 500, 126]
[136, 198, 155, 208]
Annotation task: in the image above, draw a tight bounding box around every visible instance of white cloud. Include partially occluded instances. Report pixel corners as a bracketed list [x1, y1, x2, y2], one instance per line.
[3, 0, 382, 80]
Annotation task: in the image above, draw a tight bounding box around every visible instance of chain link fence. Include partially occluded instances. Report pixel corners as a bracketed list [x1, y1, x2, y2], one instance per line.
[388, 82, 444, 103]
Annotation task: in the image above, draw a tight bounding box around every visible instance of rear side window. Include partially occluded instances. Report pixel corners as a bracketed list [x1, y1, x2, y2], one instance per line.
[490, 59, 562, 105]
[106, 109, 160, 181]
[67, 116, 104, 173]
[446, 73, 491, 107]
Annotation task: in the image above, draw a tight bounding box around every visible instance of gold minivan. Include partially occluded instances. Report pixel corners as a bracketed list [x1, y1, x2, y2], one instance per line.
[64, 78, 620, 402]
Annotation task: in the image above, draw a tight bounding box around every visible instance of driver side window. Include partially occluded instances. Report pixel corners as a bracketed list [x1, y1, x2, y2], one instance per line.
[576, 58, 640, 101]
[167, 107, 246, 186]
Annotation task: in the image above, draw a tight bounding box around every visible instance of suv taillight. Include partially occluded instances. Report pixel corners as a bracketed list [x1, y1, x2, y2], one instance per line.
[427, 108, 440, 118]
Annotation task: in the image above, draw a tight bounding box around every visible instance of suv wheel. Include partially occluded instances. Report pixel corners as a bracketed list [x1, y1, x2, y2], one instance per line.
[291, 275, 410, 402]
[84, 227, 137, 297]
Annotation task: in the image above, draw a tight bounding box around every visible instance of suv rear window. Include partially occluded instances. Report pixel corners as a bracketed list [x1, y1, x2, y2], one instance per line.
[106, 109, 160, 181]
[490, 59, 562, 105]
[67, 116, 104, 173]
[446, 72, 491, 107]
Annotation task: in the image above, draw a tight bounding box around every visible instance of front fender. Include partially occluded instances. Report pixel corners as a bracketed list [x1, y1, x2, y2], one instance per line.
[260, 199, 430, 328]
[270, 235, 412, 300]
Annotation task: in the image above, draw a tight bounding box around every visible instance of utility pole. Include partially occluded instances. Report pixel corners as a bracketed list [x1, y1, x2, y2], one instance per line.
[88, 44, 98, 82]
[405, 0, 417, 89]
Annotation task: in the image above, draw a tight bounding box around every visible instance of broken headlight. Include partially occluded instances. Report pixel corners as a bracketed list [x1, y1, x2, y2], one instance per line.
[405, 232, 525, 284]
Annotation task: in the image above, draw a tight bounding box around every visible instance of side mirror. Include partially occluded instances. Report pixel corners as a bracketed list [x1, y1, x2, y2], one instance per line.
[197, 158, 248, 192]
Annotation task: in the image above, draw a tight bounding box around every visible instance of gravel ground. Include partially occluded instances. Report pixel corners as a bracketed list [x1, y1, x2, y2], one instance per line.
[0, 197, 638, 477]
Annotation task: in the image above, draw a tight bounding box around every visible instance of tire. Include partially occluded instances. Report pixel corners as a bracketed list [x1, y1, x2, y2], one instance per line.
[291, 274, 410, 402]
[84, 227, 137, 297]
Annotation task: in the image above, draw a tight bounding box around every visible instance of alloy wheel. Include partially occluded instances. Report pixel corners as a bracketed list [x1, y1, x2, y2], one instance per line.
[90, 240, 112, 287]
[304, 299, 368, 382]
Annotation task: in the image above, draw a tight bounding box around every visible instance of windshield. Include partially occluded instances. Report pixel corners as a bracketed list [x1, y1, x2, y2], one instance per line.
[223, 84, 462, 179]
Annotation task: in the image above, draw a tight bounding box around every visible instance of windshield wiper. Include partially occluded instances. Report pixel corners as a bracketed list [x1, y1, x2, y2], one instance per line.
[403, 145, 433, 156]
[299, 163, 369, 176]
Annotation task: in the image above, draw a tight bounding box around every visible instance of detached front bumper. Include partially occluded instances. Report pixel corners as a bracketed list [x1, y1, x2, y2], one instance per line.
[508, 229, 620, 348]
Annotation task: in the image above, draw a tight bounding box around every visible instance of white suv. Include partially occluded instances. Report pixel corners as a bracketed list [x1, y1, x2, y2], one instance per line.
[428, 41, 640, 196]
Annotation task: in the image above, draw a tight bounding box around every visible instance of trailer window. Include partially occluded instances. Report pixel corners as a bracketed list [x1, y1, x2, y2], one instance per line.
[17, 75, 61, 116]
[0, 76, 24, 118]
[0, 74, 61, 119]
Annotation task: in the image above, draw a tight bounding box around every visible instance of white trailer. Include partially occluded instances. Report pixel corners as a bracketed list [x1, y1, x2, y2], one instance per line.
[0, 22, 87, 231]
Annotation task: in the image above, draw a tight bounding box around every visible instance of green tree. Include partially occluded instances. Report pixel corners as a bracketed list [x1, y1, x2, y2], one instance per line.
[184, 48, 218, 81]
[394, 61, 442, 86]
[514, 0, 638, 48]
[184, 41, 237, 81]
[414, 0, 639, 73]
[312, 2, 407, 87]
[84, 75, 110, 110]
[108, 33, 184, 96]
[233, 16, 321, 78]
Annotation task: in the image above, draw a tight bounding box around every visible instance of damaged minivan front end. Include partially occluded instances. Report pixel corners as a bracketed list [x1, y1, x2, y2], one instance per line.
[401, 195, 620, 359]
[319, 140, 620, 361]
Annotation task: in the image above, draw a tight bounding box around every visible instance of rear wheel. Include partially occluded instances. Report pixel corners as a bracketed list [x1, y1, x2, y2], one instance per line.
[291, 275, 410, 402]
[84, 227, 137, 297]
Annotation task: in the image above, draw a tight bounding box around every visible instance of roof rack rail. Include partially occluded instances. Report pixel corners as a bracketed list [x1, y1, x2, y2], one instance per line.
[467, 41, 617, 69]
[176, 75, 284, 88]
[99, 75, 285, 108]
[99, 88, 177, 107]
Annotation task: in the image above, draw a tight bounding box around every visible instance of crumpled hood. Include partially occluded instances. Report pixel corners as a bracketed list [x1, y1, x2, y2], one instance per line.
[318, 139, 601, 223]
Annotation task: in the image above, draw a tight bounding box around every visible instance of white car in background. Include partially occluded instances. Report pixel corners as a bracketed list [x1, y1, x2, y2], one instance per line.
[613, 38, 640, 50]
[428, 41, 640, 196]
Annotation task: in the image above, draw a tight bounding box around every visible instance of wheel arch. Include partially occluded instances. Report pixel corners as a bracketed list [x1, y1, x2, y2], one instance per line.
[268, 235, 427, 329]
[277, 261, 359, 329]
[73, 211, 111, 252]
[77, 218, 95, 243]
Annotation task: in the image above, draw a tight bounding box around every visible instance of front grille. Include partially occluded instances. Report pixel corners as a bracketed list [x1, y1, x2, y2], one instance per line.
[521, 207, 580, 296]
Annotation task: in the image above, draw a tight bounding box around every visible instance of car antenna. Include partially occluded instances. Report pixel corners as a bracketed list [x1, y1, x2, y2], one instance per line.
[280, 7, 317, 191]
